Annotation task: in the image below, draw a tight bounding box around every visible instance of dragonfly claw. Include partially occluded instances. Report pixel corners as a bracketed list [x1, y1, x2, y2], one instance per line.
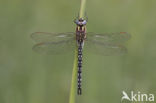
[78, 88, 82, 95]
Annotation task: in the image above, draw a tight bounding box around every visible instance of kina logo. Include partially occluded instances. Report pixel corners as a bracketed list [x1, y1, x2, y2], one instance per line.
[121, 91, 154, 102]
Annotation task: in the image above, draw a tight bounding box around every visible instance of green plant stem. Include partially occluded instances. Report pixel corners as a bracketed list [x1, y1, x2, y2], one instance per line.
[79, 0, 87, 18]
[69, 49, 78, 103]
[69, 0, 87, 103]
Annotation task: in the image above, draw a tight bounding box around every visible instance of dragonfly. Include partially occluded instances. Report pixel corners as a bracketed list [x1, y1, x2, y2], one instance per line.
[31, 16, 131, 95]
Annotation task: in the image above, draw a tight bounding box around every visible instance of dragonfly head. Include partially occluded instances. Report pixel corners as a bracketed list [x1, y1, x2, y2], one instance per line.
[74, 18, 87, 26]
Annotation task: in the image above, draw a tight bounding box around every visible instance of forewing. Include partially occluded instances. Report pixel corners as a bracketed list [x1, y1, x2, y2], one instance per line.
[86, 32, 131, 44]
[31, 32, 75, 43]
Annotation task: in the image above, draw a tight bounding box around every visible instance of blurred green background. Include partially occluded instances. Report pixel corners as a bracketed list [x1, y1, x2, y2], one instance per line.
[1, 0, 156, 103]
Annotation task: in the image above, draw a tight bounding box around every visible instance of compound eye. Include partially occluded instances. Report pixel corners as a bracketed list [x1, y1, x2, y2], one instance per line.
[82, 20, 87, 25]
[74, 19, 79, 25]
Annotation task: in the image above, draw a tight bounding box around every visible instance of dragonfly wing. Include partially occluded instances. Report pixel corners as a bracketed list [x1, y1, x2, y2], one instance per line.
[85, 40, 127, 56]
[31, 32, 76, 54]
[86, 32, 131, 44]
[32, 38, 76, 55]
[31, 32, 75, 43]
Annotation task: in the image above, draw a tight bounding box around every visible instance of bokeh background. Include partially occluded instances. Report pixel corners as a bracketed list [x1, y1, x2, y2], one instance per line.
[1, 0, 156, 103]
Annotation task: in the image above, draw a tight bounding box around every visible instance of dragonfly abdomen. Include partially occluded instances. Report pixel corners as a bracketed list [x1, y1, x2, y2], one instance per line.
[77, 42, 83, 95]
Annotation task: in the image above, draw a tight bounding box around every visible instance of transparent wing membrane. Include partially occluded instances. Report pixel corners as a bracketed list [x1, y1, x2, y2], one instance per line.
[31, 32, 130, 55]
[85, 40, 127, 55]
[86, 32, 131, 44]
[33, 39, 76, 54]
[31, 32, 75, 43]
[31, 32, 76, 54]
[85, 32, 130, 55]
